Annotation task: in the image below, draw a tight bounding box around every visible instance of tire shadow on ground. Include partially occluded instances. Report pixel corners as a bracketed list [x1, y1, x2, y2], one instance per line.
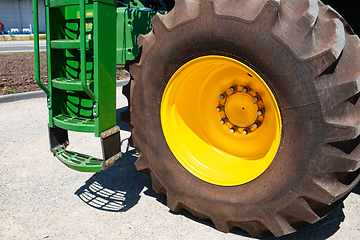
[351, 182, 360, 195]
[163, 201, 345, 240]
[75, 109, 348, 238]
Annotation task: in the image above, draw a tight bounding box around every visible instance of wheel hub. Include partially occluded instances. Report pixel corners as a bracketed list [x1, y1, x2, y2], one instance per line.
[218, 86, 265, 134]
[161, 55, 282, 186]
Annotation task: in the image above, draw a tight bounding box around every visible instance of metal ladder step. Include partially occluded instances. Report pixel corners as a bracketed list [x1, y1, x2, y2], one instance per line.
[53, 114, 95, 132]
[50, 39, 93, 49]
[54, 148, 103, 172]
[49, 126, 121, 172]
[52, 77, 94, 91]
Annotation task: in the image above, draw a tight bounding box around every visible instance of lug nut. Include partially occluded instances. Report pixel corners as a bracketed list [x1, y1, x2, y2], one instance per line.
[253, 123, 258, 129]
[219, 94, 225, 100]
[229, 86, 235, 93]
[242, 87, 248, 93]
[216, 106, 222, 112]
[242, 129, 248, 135]
[257, 110, 263, 116]
[230, 128, 236, 134]
[253, 96, 258, 102]
[220, 119, 226, 125]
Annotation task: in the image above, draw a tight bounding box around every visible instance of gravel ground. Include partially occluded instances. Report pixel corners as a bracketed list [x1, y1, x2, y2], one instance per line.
[1, 87, 360, 239]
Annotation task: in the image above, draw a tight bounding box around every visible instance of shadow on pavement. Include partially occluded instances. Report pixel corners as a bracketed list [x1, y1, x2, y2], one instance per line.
[351, 182, 360, 195]
[75, 108, 351, 237]
[74, 138, 166, 212]
[167, 201, 345, 240]
[74, 108, 165, 212]
[74, 147, 142, 212]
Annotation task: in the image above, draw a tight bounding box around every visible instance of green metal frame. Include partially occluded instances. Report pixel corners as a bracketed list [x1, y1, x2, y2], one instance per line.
[39, 0, 117, 137]
[33, 0, 50, 96]
[34, 0, 165, 172]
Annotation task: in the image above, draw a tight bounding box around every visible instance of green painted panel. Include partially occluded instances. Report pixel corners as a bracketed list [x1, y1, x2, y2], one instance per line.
[116, 7, 158, 65]
[94, 1, 117, 136]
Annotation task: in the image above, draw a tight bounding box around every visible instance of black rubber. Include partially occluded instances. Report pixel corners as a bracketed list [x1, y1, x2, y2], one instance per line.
[123, 0, 360, 237]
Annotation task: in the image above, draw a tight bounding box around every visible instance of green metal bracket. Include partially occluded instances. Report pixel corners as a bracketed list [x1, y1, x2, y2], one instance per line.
[115, 7, 161, 66]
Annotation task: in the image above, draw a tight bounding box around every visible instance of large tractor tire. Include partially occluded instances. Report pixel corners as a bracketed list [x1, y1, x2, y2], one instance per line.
[123, 0, 360, 237]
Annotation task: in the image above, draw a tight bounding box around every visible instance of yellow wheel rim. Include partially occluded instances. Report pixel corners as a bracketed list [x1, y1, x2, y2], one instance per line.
[161, 56, 282, 186]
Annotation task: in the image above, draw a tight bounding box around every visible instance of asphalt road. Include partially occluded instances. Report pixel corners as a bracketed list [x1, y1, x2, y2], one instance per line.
[1, 88, 360, 239]
[0, 40, 46, 53]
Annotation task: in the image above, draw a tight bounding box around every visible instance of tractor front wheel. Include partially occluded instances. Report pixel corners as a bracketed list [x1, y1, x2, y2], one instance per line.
[124, 0, 360, 237]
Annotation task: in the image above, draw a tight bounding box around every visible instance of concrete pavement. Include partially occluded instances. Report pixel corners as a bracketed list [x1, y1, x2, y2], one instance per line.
[0, 88, 360, 239]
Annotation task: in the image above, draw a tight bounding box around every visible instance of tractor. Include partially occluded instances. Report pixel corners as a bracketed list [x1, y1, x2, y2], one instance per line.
[33, 0, 360, 237]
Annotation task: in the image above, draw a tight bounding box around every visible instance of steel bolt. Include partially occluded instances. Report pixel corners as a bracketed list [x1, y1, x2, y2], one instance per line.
[253, 96, 258, 102]
[229, 86, 235, 93]
[93, 112, 97, 117]
[230, 128, 236, 134]
[242, 87, 248, 93]
[219, 94, 225, 100]
[253, 123, 258, 129]
[93, 104, 97, 109]
[216, 106, 222, 112]
[220, 119, 226, 125]
[257, 110, 263, 116]
[242, 129, 248, 135]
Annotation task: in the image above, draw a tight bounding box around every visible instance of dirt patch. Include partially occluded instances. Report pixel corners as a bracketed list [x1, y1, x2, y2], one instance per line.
[0, 52, 129, 95]
[0, 52, 47, 94]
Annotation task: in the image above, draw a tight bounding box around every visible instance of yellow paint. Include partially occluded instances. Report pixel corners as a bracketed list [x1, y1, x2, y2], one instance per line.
[161, 56, 282, 186]
[77, 11, 93, 18]
[225, 92, 258, 127]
